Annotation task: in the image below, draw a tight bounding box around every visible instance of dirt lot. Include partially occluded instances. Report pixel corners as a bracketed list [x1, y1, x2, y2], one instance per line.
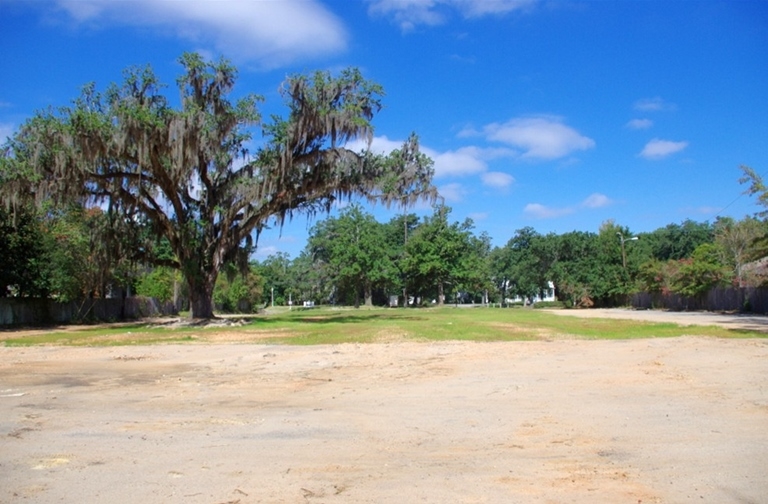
[1, 310, 767, 503]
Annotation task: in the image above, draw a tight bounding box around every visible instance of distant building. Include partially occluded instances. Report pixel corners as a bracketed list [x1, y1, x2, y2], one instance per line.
[507, 281, 556, 305]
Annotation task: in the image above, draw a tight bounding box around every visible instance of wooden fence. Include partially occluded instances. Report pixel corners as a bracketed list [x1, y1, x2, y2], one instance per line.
[631, 287, 768, 314]
[0, 296, 177, 326]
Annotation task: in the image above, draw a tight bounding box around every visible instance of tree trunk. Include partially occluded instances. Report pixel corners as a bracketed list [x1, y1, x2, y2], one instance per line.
[364, 281, 373, 307]
[437, 281, 445, 305]
[187, 272, 217, 319]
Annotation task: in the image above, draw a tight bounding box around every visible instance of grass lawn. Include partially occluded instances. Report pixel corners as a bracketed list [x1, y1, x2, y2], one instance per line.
[2, 306, 765, 346]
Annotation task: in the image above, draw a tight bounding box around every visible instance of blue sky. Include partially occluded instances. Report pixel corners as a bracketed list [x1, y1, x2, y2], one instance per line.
[2, 0, 767, 259]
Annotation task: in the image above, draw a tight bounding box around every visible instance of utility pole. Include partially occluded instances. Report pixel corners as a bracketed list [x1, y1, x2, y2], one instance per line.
[403, 208, 408, 308]
[617, 232, 638, 270]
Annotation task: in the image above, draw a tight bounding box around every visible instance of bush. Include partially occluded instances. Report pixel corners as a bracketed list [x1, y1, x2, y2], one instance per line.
[214, 268, 263, 313]
[533, 300, 566, 309]
[135, 267, 177, 303]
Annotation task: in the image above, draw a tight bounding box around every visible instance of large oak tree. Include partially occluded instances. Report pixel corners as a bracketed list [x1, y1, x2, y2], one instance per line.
[1, 53, 435, 318]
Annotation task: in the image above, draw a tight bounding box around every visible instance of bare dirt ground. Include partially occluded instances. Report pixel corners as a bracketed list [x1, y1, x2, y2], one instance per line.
[1, 310, 767, 503]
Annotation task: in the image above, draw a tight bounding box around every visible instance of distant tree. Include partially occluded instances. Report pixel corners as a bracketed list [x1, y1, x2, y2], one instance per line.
[488, 245, 512, 306]
[255, 252, 293, 306]
[1, 53, 435, 318]
[403, 205, 477, 305]
[290, 250, 331, 305]
[43, 206, 103, 301]
[382, 212, 420, 306]
[500, 227, 544, 302]
[671, 243, 729, 300]
[0, 205, 48, 297]
[714, 216, 767, 287]
[213, 262, 263, 313]
[740, 165, 768, 217]
[309, 205, 395, 307]
[738, 165, 768, 260]
[464, 231, 493, 303]
[641, 220, 714, 262]
[549, 231, 600, 307]
[136, 267, 177, 304]
[592, 220, 637, 304]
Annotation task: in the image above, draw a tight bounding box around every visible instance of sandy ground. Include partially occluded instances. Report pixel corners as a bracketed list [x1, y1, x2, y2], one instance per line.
[1, 311, 767, 503]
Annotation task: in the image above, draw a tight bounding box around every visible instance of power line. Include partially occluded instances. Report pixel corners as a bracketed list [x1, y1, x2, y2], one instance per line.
[712, 167, 768, 220]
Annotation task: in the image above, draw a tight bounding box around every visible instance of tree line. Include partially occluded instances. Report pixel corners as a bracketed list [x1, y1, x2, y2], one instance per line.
[2, 53, 766, 316]
[4, 197, 766, 312]
[257, 206, 768, 310]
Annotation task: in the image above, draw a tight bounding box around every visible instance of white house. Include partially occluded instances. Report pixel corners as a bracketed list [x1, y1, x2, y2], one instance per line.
[507, 281, 556, 305]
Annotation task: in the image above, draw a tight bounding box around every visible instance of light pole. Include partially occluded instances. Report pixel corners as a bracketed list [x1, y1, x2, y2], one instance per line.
[617, 232, 638, 270]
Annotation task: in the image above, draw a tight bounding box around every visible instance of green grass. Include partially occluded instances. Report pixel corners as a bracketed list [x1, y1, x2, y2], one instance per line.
[1, 323, 201, 346]
[2, 306, 764, 347]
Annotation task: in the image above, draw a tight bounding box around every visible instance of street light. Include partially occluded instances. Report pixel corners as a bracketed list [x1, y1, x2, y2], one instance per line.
[617, 232, 638, 269]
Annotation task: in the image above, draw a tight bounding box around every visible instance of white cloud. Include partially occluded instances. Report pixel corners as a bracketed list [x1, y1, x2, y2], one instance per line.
[625, 118, 653, 130]
[639, 138, 688, 160]
[468, 212, 488, 221]
[523, 203, 573, 219]
[524, 192, 612, 219]
[426, 146, 488, 177]
[423, 145, 515, 178]
[481, 171, 514, 189]
[634, 97, 676, 112]
[456, 124, 481, 138]
[367, 0, 535, 31]
[348, 135, 518, 195]
[367, 0, 446, 31]
[581, 193, 612, 208]
[453, 0, 536, 18]
[253, 245, 280, 260]
[438, 183, 466, 203]
[483, 116, 595, 160]
[351, 136, 517, 180]
[346, 135, 404, 155]
[53, 0, 348, 68]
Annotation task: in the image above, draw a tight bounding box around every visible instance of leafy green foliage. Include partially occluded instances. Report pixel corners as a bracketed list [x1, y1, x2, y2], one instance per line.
[254, 252, 293, 306]
[0, 203, 133, 301]
[309, 204, 396, 306]
[213, 264, 263, 313]
[714, 216, 768, 287]
[671, 243, 729, 298]
[495, 227, 554, 302]
[1, 53, 436, 318]
[740, 165, 768, 218]
[0, 205, 49, 297]
[636, 220, 714, 262]
[548, 231, 600, 307]
[403, 205, 482, 304]
[136, 267, 178, 304]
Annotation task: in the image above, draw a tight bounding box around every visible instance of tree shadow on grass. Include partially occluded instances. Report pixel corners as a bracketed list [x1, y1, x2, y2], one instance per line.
[281, 312, 428, 325]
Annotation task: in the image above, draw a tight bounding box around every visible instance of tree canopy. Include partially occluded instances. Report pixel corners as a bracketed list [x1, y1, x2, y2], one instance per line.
[1, 53, 436, 318]
[403, 205, 481, 305]
[309, 204, 396, 307]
